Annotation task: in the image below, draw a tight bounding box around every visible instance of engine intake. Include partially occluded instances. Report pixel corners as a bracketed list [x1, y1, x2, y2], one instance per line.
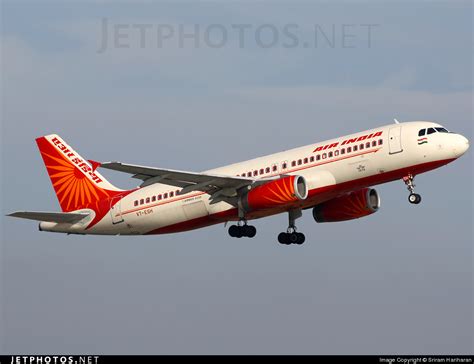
[242, 175, 308, 212]
[313, 188, 380, 223]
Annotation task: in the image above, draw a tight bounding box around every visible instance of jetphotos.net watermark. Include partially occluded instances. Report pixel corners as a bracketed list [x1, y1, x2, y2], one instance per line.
[97, 18, 379, 53]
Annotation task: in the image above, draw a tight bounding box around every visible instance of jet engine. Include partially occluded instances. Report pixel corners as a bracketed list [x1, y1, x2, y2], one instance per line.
[241, 175, 308, 212]
[312, 188, 380, 223]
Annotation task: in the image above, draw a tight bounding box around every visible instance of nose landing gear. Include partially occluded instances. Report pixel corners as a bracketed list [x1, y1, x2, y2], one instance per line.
[408, 193, 422, 204]
[403, 174, 422, 204]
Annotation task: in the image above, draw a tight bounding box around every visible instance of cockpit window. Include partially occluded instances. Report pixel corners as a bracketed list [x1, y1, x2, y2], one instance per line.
[427, 128, 436, 135]
[435, 127, 449, 133]
[418, 129, 426, 137]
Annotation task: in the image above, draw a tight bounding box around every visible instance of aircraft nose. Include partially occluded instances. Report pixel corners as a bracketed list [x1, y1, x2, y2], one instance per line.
[452, 134, 469, 157]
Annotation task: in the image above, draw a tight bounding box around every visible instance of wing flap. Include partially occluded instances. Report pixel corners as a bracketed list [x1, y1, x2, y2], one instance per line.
[7, 211, 89, 223]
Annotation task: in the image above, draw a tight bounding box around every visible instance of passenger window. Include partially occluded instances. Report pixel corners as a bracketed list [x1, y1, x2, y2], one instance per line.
[298, 159, 302, 165]
[427, 128, 436, 135]
[272, 165, 278, 172]
[241, 173, 246, 177]
[247, 172, 252, 177]
[353, 145, 358, 152]
[282, 162, 288, 169]
[292, 161, 296, 167]
[253, 170, 258, 176]
[260, 168, 264, 175]
[304, 157, 308, 164]
[322, 153, 327, 159]
[310, 156, 315, 162]
[418, 129, 426, 137]
[347, 147, 352, 153]
[328, 152, 333, 158]
[366, 142, 371, 148]
[265, 167, 270, 173]
[140, 199, 144, 205]
[176, 190, 180, 195]
[334, 150, 339, 156]
[316, 155, 321, 161]
[163, 193, 168, 199]
[134, 200, 138, 206]
[170, 192, 174, 198]
[152, 196, 156, 202]
[372, 141, 377, 147]
[378, 139, 383, 145]
[145, 197, 150, 203]
[158, 194, 162, 200]
[359, 144, 364, 150]
[341, 148, 345, 155]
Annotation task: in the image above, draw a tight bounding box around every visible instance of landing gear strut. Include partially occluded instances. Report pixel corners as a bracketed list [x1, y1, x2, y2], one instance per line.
[403, 174, 422, 204]
[228, 220, 257, 238]
[278, 209, 305, 245]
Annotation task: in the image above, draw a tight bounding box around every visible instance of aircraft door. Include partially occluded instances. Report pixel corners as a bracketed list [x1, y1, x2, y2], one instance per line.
[388, 126, 403, 154]
[182, 200, 209, 220]
[110, 196, 124, 224]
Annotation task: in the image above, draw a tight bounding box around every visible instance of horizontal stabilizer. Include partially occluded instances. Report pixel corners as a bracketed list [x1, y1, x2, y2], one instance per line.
[7, 211, 89, 224]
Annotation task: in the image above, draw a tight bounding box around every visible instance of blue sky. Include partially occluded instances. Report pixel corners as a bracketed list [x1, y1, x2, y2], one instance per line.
[1, 1, 472, 354]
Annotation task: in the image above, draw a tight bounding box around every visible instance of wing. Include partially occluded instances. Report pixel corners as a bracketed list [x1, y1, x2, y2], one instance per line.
[7, 211, 89, 223]
[100, 162, 279, 204]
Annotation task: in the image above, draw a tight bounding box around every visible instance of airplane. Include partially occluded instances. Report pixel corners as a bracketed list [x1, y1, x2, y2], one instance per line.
[7, 120, 469, 245]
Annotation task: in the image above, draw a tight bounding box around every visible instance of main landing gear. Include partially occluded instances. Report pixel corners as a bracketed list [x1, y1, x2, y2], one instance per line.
[228, 203, 257, 238]
[278, 230, 305, 245]
[403, 174, 422, 205]
[228, 221, 257, 238]
[278, 209, 305, 245]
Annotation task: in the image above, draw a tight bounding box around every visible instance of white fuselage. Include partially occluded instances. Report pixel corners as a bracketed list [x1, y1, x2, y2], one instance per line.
[40, 121, 469, 235]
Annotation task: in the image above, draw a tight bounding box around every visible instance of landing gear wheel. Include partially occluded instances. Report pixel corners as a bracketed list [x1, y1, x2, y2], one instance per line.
[289, 233, 299, 244]
[229, 224, 257, 238]
[278, 232, 305, 245]
[408, 193, 422, 205]
[296, 233, 305, 245]
[278, 232, 290, 245]
[228, 225, 239, 237]
[229, 225, 243, 238]
[244, 225, 257, 238]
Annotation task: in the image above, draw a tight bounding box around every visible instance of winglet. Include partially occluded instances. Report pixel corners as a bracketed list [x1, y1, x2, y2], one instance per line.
[394, 118, 400, 124]
[88, 160, 102, 172]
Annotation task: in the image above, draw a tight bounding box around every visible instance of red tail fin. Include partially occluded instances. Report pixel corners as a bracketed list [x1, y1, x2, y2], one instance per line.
[36, 134, 123, 213]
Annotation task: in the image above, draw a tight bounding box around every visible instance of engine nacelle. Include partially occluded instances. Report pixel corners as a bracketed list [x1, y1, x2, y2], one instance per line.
[312, 188, 380, 223]
[242, 175, 308, 212]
